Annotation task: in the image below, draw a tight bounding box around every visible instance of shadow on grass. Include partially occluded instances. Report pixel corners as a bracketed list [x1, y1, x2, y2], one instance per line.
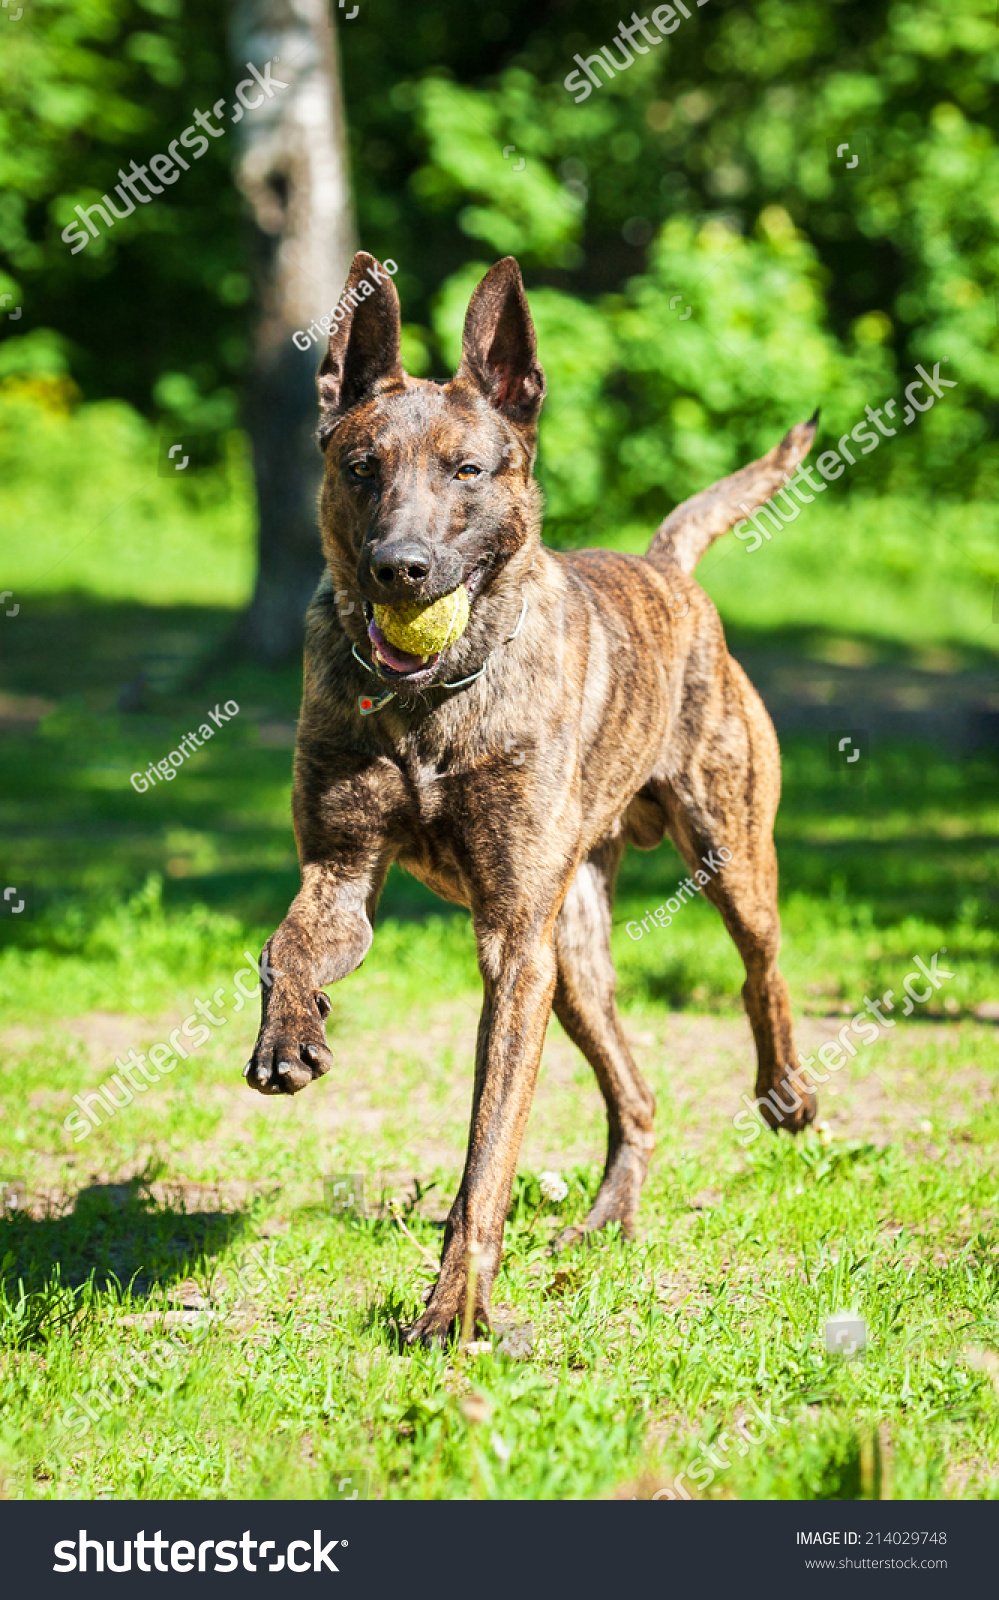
[0, 1181, 246, 1300]
[359, 1283, 431, 1351]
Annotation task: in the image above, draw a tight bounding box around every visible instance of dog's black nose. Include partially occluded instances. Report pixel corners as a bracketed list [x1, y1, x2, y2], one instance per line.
[372, 542, 432, 589]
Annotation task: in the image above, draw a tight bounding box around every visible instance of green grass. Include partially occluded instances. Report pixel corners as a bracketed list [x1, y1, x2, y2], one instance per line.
[1, 396, 998, 1500]
[2, 1031, 998, 1500]
[0, 385, 254, 607]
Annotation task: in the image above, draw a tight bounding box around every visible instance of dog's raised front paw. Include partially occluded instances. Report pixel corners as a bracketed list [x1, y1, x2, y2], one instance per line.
[245, 993, 334, 1096]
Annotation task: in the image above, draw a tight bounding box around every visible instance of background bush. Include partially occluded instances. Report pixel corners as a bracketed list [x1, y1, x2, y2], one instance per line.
[2, 0, 997, 549]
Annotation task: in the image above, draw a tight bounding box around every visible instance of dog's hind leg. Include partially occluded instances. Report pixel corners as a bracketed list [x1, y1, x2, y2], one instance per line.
[551, 837, 656, 1248]
[656, 658, 815, 1134]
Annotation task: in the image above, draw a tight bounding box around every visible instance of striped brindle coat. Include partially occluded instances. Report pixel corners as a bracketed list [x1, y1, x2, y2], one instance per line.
[246, 253, 816, 1344]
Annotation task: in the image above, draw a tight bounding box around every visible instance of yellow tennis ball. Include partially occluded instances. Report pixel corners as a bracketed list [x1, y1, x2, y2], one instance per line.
[374, 585, 470, 655]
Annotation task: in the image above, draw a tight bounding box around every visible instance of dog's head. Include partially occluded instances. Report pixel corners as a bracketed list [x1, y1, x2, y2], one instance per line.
[316, 253, 545, 690]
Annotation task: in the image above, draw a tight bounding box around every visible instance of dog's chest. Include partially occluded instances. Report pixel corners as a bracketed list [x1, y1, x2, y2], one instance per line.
[386, 738, 490, 906]
[390, 721, 506, 806]
[397, 815, 470, 908]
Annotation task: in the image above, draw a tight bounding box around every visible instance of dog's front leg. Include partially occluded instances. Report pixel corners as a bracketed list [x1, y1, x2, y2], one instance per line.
[246, 859, 379, 1095]
[406, 927, 559, 1346]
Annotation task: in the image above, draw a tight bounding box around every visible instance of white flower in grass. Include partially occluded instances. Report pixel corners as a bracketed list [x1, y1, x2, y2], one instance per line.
[539, 1170, 568, 1204]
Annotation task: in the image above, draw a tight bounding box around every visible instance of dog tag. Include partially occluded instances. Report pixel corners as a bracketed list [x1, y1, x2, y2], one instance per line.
[358, 689, 395, 716]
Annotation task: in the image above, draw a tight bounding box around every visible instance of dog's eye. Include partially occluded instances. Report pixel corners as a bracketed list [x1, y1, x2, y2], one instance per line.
[348, 457, 377, 480]
[455, 463, 481, 481]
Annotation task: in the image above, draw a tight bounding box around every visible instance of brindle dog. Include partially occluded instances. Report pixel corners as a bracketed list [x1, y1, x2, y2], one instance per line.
[246, 251, 817, 1345]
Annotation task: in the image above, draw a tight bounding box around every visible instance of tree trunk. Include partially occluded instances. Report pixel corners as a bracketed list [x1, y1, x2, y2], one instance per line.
[230, 0, 354, 662]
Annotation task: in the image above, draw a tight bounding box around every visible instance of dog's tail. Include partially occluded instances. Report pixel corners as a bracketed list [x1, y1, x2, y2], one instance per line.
[646, 410, 820, 575]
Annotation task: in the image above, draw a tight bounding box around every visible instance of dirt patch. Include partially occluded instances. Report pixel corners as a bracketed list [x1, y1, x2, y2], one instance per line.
[7, 996, 995, 1217]
[0, 1011, 184, 1066]
[294, 1009, 996, 1178]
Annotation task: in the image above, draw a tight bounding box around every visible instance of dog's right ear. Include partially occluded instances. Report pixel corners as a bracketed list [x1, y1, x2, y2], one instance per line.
[317, 252, 403, 445]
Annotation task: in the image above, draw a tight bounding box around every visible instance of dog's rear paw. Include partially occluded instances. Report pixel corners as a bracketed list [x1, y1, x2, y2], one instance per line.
[756, 1072, 816, 1133]
[403, 1308, 460, 1349]
[403, 1290, 489, 1349]
[549, 1223, 590, 1254]
[245, 1002, 334, 1096]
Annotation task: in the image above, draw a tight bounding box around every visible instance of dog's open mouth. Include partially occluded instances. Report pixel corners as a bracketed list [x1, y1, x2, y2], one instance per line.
[366, 618, 438, 678]
[362, 567, 486, 681]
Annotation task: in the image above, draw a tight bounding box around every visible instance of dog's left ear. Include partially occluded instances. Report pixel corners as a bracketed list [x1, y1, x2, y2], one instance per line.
[317, 252, 404, 444]
[456, 257, 545, 426]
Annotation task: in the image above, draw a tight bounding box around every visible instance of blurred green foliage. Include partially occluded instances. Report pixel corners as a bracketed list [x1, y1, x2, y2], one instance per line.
[1, 0, 996, 541]
[0, 374, 254, 601]
[0, 0, 246, 432]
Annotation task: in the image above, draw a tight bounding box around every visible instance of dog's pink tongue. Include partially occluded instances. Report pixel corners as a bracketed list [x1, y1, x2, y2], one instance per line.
[368, 620, 435, 675]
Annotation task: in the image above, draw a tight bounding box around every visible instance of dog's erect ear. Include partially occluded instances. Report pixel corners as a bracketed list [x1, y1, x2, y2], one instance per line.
[317, 252, 403, 444]
[456, 257, 545, 426]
